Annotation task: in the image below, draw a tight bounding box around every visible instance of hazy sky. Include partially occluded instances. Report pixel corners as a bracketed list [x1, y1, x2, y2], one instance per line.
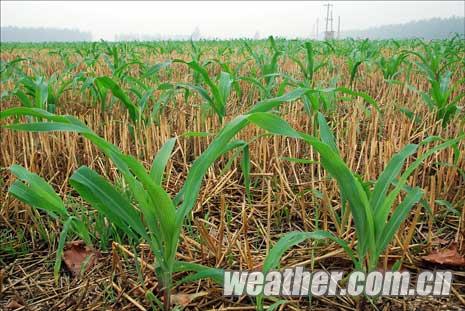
[1, 1, 464, 40]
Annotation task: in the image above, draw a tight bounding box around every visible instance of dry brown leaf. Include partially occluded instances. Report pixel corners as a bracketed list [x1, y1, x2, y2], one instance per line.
[422, 243, 465, 267]
[6, 299, 23, 310]
[63, 240, 99, 276]
[171, 291, 208, 306]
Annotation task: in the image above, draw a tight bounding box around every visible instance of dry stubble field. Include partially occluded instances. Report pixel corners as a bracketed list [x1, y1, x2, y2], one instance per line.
[0, 38, 464, 310]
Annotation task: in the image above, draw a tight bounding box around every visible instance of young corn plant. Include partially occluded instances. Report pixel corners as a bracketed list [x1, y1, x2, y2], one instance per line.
[283, 42, 380, 119]
[1, 108, 222, 309]
[75, 42, 102, 68]
[289, 42, 327, 88]
[7, 164, 91, 282]
[377, 51, 407, 81]
[203, 57, 246, 101]
[124, 75, 174, 125]
[406, 43, 464, 126]
[346, 39, 379, 87]
[93, 72, 174, 125]
[174, 59, 233, 123]
[12, 72, 74, 113]
[244, 112, 463, 274]
[0, 57, 29, 85]
[242, 36, 281, 98]
[1, 88, 309, 309]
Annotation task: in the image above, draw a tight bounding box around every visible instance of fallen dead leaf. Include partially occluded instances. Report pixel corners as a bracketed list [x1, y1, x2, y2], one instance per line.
[422, 243, 465, 267]
[171, 291, 208, 306]
[63, 240, 99, 276]
[6, 299, 23, 310]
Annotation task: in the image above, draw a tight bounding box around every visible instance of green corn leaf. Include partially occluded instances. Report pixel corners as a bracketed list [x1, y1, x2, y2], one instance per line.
[176, 82, 212, 105]
[336, 87, 381, 113]
[1, 107, 87, 126]
[218, 71, 232, 105]
[143, 60, 171, 78]
[435, 199, 460, 216]
[119, 154, 177, 259]
[14, 90, 32, 107]
[175, 60, 225, 119]
[375, 187, 423, 259]
[174, 261, 224, 285]
[263, 231, 358, 273]
[304, 42, 314, 82]
[94, 76, 141, 122]
[280, 157, 318, 165]
[54, 216, 74, 283]
[250, 87, 309, 112]
[246, 112, 301, 139]
[246, 112, 375, 261]
[376, 136, 464, 232]
[240, 144, 251, 201]
[9, 180, 63, 218]
[181, 131, 210, 137]
[349, 60, 362, 86]
[239, 76, 268, 95]
[174, 114, 249, 222]
[9, 164, 68, 218]
[71, 218, 92, 246]
[175, 88, 307, 225]
[69, 166, 147, 241]
[317, 112, 338, 154]
[5, 122, 88, 133]
[150, 138, 177, 185]
[371, 144, 418, 217]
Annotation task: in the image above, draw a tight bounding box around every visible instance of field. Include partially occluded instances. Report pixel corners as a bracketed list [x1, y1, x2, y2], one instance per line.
[1, 37, 464, 310]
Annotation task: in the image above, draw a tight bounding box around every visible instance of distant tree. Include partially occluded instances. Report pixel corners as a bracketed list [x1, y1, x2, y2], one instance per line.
[1, 26, 92, 42]
[342, 16, 465, 40]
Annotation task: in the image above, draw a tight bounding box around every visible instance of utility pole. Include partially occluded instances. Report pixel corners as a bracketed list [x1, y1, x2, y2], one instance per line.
[337, 16, 341, 39]
[323, 3, 332, 34]
[316, 18, 319, 40]
[323, 3, 334, 40]
[330, 6, 334, 32]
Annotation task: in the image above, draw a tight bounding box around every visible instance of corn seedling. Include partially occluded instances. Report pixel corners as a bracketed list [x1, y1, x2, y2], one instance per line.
[174, 59, 233, 123]
[245, 112, 463, 274]
[1, 87, 310, 309]
[8, 164, 91, 282]
[405, 43, 465, 126]
[378, 52, 407, 81]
